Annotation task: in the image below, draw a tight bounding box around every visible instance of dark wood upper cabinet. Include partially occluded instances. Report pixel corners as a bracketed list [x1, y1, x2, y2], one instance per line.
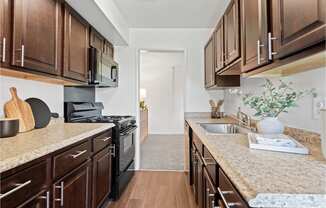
[53, 163, 91, 208]
[270, 0, 326, 59]
[241, 0, 269, 72]
[204, 37, 215, 88]
[103, 40, 114, 59]
[92, 147, 112, 208]
[11, 0, 62, 75]
[224, 0, 240, 65]
[215, 19, 224, 72]
[0, 0, 11, 67]
[90, 28, 104, 52]
[63, 5, 89, 82]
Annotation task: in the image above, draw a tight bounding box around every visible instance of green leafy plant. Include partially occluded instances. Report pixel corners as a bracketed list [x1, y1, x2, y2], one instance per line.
[242, 79, 315, 118]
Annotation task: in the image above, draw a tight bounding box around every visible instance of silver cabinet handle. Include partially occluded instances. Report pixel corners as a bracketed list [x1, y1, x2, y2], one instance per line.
[39, 191, 50, 208]
[102, 137, 111, 142]
[2, 37, 6, 63]
[70, 150, 87, 159]
[109, 144, 116, 157]
[203, 157, 216, 166]
[217, 187, 240, 208]
[16, 45, 25, 67]
[55, 181, 64, 207]
[21, 45, 24, 67]
[0, 180, 32, 199]
[217, 187, 230, 208]
[268, 32, 277, 60]
[257, 40, 264, 65]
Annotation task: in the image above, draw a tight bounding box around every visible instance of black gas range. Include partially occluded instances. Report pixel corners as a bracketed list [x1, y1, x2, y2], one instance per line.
[64, 102, 136, 200]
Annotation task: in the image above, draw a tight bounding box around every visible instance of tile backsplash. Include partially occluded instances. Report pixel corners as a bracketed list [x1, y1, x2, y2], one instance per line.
[224, 67, 326, 134]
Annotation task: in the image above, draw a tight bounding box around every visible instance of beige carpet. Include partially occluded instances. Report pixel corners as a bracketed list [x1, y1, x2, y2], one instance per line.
[140, 134, 184, 170]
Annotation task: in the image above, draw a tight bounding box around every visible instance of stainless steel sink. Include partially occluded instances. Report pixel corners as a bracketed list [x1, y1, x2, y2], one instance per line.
[199, 123, 251, 134]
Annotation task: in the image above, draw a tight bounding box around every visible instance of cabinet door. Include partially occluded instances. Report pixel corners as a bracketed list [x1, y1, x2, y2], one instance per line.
[224, 0, 240, 65]
[204, 37, 215, 88]
[191, 147, 198, 201]
[215, 19, 224, 72]
[53, 163, 90, 208]
[20, 190, 50, 208]
[271, 0, 326, 59]
[0, 0, 11, 67]
[92, 148, 112, 208]
[90, 29, 104, 52]
[63, 5, 89, 82]
[241, 0, 269, 72]
[12, 0, 62, 75]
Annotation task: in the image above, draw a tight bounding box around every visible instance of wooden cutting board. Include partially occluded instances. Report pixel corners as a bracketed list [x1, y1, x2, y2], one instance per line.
[4, 87, 35, 132]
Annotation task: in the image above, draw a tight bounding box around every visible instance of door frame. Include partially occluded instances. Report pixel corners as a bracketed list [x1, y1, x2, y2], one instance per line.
[134, 48, 188, 170]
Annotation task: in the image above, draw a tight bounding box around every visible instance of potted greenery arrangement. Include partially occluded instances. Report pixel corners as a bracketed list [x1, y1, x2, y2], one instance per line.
[243, 79, 314, 134]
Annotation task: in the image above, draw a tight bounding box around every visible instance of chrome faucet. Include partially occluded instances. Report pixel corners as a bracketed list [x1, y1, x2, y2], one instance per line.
[237, 107, 251, 128]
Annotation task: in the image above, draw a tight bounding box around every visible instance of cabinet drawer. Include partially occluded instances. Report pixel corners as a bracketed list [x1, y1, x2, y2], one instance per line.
[203, 146, 217, 185]
[0, 160, 50, 208]
[93, 130, 112, 154]
[54, 140, 91, 179]
[218, 169, 248, 208]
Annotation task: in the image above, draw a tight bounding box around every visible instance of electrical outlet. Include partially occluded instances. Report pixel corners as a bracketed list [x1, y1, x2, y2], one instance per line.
[313, 97, 326, 119]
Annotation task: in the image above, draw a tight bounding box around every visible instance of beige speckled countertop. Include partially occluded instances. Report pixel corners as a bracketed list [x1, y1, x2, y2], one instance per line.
[0, 119, 115, 173]
[186, 117, 326, 208]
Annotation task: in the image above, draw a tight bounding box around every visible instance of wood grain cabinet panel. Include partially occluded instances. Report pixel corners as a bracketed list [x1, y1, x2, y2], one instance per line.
[92, 147, 112, 208]
[204, 36, 215, 88]
[0, 0, 11, 67]
[11, 0, 62, 75]
[215, 19, 224, 72]
[241, 0, 269, 72]
[0, 160, 50, 208]
[224, 0, 240, 65]
[53, 162, 91, 208]
[63, 5, 89, 82]
[271, 0, 326, 59]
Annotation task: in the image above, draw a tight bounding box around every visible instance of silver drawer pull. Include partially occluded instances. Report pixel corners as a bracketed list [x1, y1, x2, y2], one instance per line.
[257, 40, 264, 65]
[70, 150, 87, 159]
[55, 181, 64, 206]
[39, 191, 50, 208]
[0, 180, 32, 199]
[102, 137, 111, 142]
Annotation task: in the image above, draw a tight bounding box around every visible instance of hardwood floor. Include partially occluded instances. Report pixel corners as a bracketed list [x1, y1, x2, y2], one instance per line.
[108, 171, 197, 208]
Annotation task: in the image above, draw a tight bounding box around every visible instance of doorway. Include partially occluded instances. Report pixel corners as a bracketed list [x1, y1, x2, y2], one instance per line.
[138, 50, 186, 170]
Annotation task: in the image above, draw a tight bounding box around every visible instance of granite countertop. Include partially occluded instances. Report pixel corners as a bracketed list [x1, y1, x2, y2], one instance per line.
[186, 117, 326, 208]
[0, 119, 115, 173]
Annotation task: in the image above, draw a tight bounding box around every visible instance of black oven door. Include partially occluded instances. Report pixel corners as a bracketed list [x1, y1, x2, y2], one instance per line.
[119, 126, 136, 172]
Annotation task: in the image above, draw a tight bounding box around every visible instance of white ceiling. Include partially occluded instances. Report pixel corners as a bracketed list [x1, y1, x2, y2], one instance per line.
[112, 0, 230, 28]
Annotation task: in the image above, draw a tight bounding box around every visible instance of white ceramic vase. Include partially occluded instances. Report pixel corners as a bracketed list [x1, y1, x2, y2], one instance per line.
[257, 117, 284, 134]
[321, 109, 326, 159]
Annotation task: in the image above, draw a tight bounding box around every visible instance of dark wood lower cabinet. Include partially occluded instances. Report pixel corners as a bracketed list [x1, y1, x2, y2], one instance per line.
[92, 147, 112, 208]
[203, 169, 216, 208]
[53, 162, 91, 208]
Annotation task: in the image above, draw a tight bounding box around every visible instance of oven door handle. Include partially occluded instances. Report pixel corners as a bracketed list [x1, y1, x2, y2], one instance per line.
[120, 126, 137, 136]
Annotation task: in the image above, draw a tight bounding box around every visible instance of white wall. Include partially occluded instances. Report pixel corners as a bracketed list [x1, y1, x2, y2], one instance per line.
[0, 76, 64, 117]
[224, 67, 326, 133]
[140, 51, 185, 134]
